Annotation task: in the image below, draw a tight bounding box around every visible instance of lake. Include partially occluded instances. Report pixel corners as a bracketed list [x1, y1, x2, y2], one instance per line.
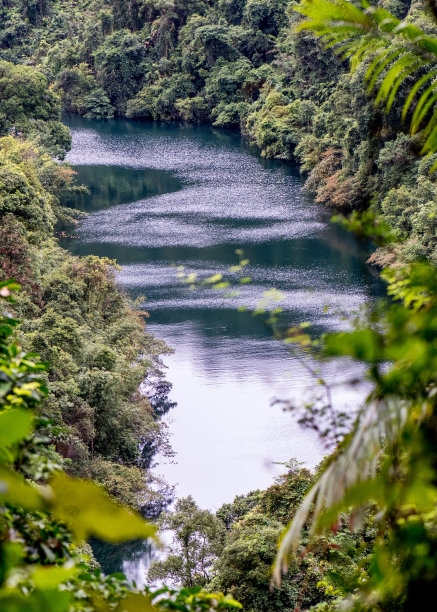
[62, 115, 383, 582]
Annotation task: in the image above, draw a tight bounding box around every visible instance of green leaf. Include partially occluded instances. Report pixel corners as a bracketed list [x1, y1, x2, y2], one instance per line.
[324, 330, 380, 362]
[0, 591, 71, 612]
[402, 70, 437, 121]
[48, 472, 158, 542]
[32, 565, 78, 589]
[0, 408, 33, 455]
[115, 594, 154, 611]
[204, 273, 223, 284]
[0, 468, 44, 509]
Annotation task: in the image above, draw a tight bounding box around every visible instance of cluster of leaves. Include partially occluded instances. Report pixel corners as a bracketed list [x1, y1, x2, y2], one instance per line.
[0, 60, 71, 159]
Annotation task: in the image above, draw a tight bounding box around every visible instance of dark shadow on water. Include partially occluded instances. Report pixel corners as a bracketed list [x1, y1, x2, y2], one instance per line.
[63, 165, 183, 212]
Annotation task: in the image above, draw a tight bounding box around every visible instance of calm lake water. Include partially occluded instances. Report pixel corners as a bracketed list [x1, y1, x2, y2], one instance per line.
[62, 115, 383, 582]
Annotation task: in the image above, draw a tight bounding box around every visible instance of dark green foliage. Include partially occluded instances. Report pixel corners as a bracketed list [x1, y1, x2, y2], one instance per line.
[21, 0, 53, 25]
[266, 7, 437, 608]
[211, 512, 302, 612]
[257, 460, 313, 524]
[21, 252, 175, 511]
[210, 464, 320, 612]
[93, 30, 146, 114]
[0, 60, 59, 127]
[216, 490, 262, 530]
[0, 62, 70, 159]
[148, 497, 226, 587]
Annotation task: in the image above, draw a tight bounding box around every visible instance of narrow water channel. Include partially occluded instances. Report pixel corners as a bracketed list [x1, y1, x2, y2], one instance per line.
[62, 115, 383, 582]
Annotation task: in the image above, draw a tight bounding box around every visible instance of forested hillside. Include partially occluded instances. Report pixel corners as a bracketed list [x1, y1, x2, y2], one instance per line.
[2, 0, 436, 265]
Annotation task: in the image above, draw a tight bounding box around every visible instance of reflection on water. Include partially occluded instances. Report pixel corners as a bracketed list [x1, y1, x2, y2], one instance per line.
[90, 538, 155, 586]
[63, 165, 182, 212]
[62, 115, 384, 583]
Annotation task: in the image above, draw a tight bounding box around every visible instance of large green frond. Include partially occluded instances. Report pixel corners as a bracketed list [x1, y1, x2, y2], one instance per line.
[272, 397, 418, 584]
[295, 0, 437, 154]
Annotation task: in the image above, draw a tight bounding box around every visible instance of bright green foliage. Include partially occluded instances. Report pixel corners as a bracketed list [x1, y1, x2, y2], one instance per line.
[47, 471, 157, 543]
[216, 490, 263, 530]
[0, 60, 59, 127]
[210, 464, 324, 611]
[0, 282, 47, 413]
[21, 249, 175, 512]
[211, 512, 301, 611]
[0, 282, 149, 608]
[247, 88, 316, 158]
[0, 136, 56, 237]
[148, 497, 226, 587]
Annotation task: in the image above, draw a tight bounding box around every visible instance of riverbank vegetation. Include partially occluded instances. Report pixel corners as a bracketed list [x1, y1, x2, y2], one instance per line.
[147, 461, 375, 611]
[0, 288, 242, 609]
[0, 82, 175, 514]
[0, 40, 178, 583]
[3, 0, 437, 610]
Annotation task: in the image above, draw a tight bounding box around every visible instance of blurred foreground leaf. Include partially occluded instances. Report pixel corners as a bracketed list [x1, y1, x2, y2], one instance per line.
[48, 472, 157, 542]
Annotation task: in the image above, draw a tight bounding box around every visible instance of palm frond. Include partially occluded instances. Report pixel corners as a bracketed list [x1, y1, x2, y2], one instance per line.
[295, 0, 437, 158]
[272, 397, 417, 584]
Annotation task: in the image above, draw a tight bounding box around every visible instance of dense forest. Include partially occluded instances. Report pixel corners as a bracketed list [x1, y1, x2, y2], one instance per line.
[2, 0, 437, 610]
[2, 0, 436, 264]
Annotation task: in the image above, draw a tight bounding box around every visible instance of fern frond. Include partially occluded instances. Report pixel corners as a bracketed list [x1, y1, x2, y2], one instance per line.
[295, 0, 437, 154]
[412, 83, 437, 132]
[402, 69, 437, 120]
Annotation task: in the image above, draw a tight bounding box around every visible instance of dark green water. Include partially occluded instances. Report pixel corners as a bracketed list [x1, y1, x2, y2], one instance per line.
[62, 115, 383, 583]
